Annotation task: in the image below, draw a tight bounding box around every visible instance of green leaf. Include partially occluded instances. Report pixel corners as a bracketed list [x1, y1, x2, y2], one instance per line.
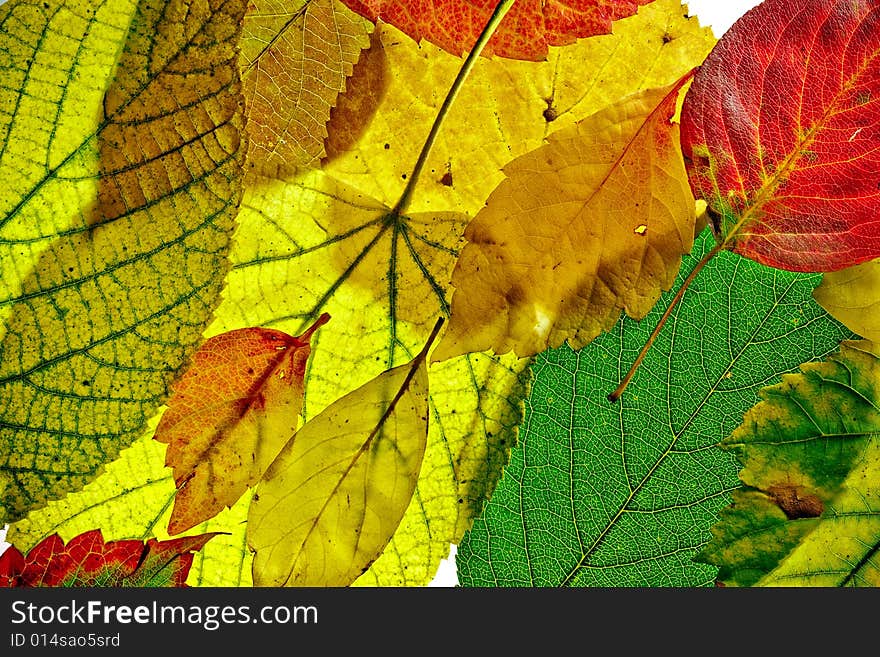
[457, 229, 853, 587]
[0, 0, 245, 522]
[701, 340, 880, 587]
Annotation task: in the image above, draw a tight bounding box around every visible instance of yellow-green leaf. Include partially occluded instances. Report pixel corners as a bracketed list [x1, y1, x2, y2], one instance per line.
[248, 323, 438, 586]
[700, 340, 880, 587]
[758, 442, 880, 587]
[434, 79, 696, 361]
[241, 0, 372, 174]
[0, 0, 246, 522]
[813, 259, 880, 343]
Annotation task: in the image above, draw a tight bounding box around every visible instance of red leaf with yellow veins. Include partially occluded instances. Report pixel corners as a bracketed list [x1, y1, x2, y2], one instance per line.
[340, 0, 653, 61]
[0, 530, 214, 587]
[681, 0, 880, 272]
[154, 314, 330, 535]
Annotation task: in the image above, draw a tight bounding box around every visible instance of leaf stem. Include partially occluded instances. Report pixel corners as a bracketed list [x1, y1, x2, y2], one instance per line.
[392, 0, 517, 216]
[608, 243, 722, 403]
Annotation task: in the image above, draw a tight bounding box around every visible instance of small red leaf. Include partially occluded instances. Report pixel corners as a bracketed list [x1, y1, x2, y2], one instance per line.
[681, 0, 880, 272]
[155, 314, 330, 534]
[0, 530, 215, 587]
[0, 547, 26, 587]
[340, 0, 652, 61]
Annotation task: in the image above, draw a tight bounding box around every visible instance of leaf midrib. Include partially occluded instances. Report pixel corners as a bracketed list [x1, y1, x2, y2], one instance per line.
[558, 264, 802, 587]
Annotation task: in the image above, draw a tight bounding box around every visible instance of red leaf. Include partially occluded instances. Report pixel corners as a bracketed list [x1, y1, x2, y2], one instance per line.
[0, 530, 215, 587]
[154, 314, 329, 535]
[681, 0, 880, 272]
[340, 0, 652, 61]
[0, 547, 26, 587]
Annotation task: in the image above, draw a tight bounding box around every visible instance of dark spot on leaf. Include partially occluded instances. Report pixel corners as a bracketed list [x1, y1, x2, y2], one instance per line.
[768, 484, 823, 519]
[707, 206, 723, 235]
[543, 106, 558, 123]
[440, 171, 453, 187]
[384, 143, 390, 149]
[662, 32, 673, 44]
[504, 284, 525, 305]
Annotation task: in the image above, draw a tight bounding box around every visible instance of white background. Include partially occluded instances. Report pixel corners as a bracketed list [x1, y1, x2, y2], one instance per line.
[0, 0, 765, 582]
[428, 0, 765, 587]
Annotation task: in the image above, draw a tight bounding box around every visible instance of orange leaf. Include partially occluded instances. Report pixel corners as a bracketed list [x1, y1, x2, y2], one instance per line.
[154, 314, 330, 534]
[340, 0, 653, 61]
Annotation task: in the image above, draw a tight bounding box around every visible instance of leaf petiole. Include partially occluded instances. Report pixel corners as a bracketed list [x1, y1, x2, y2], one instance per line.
[608, 242, 722, 402]
[392, 0, 517, 215]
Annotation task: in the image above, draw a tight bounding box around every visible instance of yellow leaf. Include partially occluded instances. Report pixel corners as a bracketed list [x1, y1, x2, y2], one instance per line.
[241, 0, 372, 174]
[248, 322, 438, 587]
[813, 259, 880, 343]
[0, 0, 246, 522]
[434, 79, 696, 360]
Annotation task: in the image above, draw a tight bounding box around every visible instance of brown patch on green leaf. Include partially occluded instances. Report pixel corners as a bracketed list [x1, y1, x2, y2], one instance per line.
[767, 484, 823, 520]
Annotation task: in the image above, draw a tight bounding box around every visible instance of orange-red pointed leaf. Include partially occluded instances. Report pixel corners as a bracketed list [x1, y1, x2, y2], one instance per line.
[681, 0, 880, 272]
[340, 0, 652, 60]
[0, 530, 215, 587]
[154, 314, 330, 535]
